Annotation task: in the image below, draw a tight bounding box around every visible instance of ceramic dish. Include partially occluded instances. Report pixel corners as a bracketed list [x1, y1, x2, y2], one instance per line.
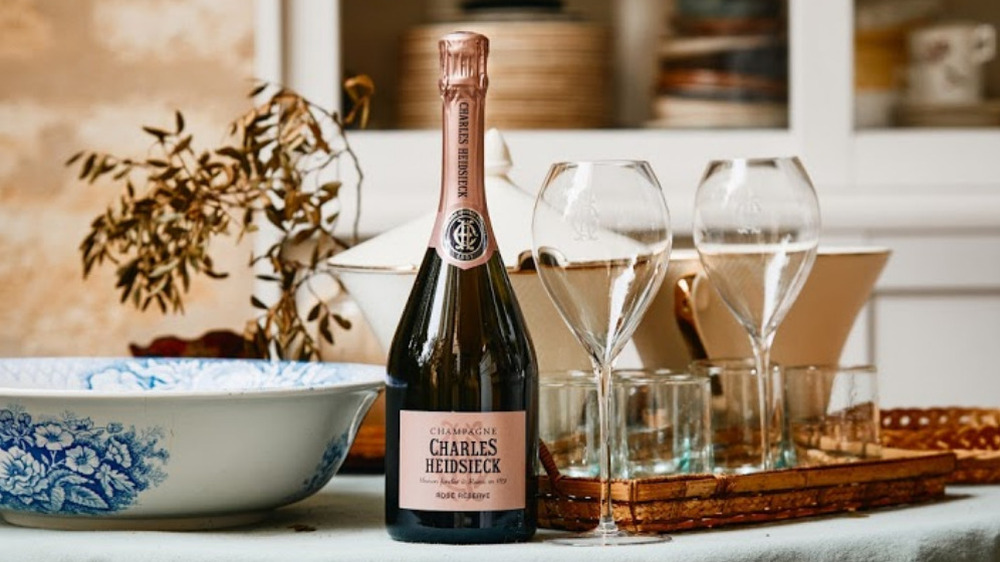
[0, 358, 383, 530]
[897, 100, 1000, 127]
[658, 34, 780, 60]
[657, 69, 787, 101]
[648, 95, 788, 128]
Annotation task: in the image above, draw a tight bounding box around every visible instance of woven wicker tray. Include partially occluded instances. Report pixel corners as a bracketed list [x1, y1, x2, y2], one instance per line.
[881, 407, 1000, 484]
[537, 448, 955, 533]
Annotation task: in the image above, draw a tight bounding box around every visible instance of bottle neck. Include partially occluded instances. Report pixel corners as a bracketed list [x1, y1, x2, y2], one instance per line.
[439, 88, 485, 213]
[430, 86, 496, 269]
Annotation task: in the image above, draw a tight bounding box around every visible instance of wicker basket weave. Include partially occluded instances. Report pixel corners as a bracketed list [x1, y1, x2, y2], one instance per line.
[881, 407, 1000, 484]
[537, 443, 954, 533]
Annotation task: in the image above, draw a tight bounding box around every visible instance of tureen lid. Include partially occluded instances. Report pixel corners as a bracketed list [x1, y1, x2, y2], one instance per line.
[329, 129, 534, 272]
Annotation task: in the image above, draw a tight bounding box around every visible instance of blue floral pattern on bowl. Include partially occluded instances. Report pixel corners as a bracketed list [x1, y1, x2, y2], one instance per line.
[82, 359, 360, 392]
[0, 358, 373, 394]
[293, 431, 350, 502]
[0, 406, 167, 515]
[0, 358, 383, 525]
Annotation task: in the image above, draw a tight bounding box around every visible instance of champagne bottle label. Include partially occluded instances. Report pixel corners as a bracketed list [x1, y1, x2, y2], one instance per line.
[398, 410, 526, 511]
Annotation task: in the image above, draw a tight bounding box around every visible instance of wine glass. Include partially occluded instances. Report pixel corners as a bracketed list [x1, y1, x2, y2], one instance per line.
[531, 160, 672, 546]
[692, 157, 820, 471]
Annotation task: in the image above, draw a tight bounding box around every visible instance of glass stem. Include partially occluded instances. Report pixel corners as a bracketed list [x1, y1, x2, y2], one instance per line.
[594, 359, 617, 535]
[749, 335, 774, 471]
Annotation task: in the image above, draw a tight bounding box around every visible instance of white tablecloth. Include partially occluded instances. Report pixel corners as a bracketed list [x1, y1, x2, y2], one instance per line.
[2, 475, 998, 562]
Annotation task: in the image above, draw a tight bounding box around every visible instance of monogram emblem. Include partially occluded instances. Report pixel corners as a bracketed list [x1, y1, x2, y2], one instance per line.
[442, 209, 488, 262]
[451, 219, 480, 253]
[736, 197, 763, 236]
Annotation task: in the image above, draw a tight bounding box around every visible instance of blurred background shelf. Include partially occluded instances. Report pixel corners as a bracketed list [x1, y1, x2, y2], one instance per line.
[262, 0, 1000, 408]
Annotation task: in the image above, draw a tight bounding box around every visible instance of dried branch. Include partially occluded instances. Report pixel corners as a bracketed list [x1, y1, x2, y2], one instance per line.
[71, 79, 374, 361]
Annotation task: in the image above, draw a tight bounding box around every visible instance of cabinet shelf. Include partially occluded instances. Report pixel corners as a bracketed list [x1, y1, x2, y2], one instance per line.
[264, 0, 1000, 201]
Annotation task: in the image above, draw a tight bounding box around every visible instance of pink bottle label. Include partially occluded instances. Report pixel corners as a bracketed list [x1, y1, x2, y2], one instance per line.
[398, 410, 526, 512]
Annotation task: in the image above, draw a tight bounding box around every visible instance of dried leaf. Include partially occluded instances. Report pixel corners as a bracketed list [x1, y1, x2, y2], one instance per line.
[307, 303, 322, 322]
[116, 260, 139, 289]
[179, 260, 190, 290]
[153, 167, 179, 181]
[79, 154, 96, 180]
[343, 74, 375, 129]
[264, 206, 286, 231]
[65, 151, 84, 166]
[318, 315, 333, 344]
[142, 126, 169, 142]
[172, 135, 192, 155]
[98, 156, 116, 175]
[292, 227, 317, 245]
[250, 82, 268, 98]
[155, 293, 168, 314]
[332, 314, 352, 330]
[318, 182, 341, 203]
[216, 146, 243, 161]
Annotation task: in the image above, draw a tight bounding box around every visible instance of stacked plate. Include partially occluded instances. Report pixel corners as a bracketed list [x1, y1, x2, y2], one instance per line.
[398, 19, 610, 129]
[649, 0, 788, 129]
[897, 100, 1000, 127]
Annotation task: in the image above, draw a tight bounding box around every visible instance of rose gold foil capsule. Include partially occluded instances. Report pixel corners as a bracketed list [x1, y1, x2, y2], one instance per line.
[439, 31, 489, 93]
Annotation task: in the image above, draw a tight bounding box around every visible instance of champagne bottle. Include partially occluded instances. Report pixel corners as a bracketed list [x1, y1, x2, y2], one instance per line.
[385, 31, 538, 544]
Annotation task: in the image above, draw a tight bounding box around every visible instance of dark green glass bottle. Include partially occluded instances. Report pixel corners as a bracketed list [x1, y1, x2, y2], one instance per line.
[384, 31, 538, 545]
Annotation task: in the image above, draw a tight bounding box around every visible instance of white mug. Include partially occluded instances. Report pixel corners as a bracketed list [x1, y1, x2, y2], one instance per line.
[907, 22, 996, 105]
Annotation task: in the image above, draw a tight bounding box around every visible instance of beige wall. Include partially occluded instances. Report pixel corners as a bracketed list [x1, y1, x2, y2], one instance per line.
[0, 0, 255, 357]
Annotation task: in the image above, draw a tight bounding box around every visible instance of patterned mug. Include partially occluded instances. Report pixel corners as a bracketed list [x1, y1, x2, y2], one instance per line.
[907, 22, 997, 105]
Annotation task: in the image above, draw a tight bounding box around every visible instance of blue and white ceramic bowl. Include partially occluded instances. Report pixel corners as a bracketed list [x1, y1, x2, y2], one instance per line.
[0, 358, 383, 530]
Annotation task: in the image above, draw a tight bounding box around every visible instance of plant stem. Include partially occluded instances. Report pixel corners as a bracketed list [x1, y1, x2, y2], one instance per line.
[334, 114, 364, 246]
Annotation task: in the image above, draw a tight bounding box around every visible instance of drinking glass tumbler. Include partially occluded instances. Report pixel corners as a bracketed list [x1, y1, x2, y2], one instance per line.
[784, 364, 881, 464]
[538, 370, 713, 479]
[538, 370, 602, 478]
[616, 370, 713, 478]
[690, 358, 789, 473]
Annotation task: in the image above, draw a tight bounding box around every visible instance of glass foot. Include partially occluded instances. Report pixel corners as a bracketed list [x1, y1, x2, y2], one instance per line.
[548, 529, 670, 546]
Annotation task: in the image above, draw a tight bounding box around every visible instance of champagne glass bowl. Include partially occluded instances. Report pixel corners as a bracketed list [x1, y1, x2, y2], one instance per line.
[0, 357, 382, 530]
[531, 160, 672, 545]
